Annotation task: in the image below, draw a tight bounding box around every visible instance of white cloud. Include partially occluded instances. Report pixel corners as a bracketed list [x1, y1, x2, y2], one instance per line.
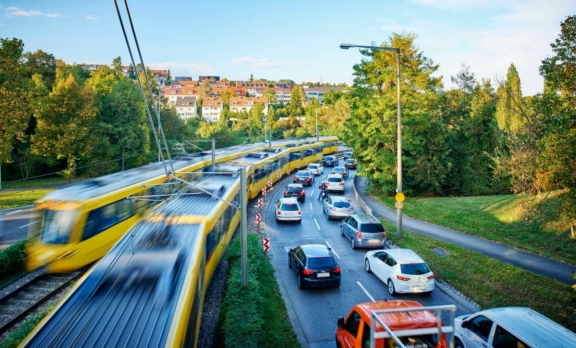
[86, 15, 98, 20]
[230, 57, 302, 68]
[4, 7, 62, 18]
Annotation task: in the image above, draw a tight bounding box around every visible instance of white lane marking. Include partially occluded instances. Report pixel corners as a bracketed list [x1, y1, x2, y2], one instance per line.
[6, 209, 23, 215]
[309, 202, 313, 210]
[313, 218, 321, 230]
[311, 190, 314, 196]
[20, 220, 40, 228]
[357, 281, 376, 302]
[325, 241, 340, 259]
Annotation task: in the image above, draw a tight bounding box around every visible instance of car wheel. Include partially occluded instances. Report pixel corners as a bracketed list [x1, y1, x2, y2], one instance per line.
[340, 226, 345, 236]
[351, 237, 357, 250]
[297, 274, 304, 289]
[297, 218, 302, 224]
[387, 279, 397, 296]
[364, 259, 371, 273]
[335, 281, 341, 288]
[288, 254, 292, 268]
[454, 338, 464, 348]
[276, 217, 280, 223]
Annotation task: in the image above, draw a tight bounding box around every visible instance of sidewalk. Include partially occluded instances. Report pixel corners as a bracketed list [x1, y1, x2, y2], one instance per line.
[354, 176, 576, 285]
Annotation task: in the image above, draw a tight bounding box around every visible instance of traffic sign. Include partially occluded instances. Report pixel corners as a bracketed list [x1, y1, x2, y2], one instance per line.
[395, 192, 405, 202]
[277, 172, 281, 179]
[256, 213, 261, 225]
[268, 179, 273, 188]
[287, 169, 291, 175]
[262, 187, 267, 196]
[395, 201, 403, 209]
[258, 198, 263, 208]
[263, 237, 270, 252]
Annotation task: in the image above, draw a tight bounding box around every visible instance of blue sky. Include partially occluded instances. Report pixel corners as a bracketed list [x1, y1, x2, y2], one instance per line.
[1, 0, 573, 95]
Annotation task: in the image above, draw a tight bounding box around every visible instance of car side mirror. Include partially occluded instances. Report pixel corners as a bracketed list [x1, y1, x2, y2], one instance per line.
[461, 321, 469, 329]
[337, 317, 345, 328]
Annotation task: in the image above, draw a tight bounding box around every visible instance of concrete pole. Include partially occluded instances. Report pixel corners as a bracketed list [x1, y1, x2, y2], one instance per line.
[240, 168, 248, 287]
[396, 50, 403, 239]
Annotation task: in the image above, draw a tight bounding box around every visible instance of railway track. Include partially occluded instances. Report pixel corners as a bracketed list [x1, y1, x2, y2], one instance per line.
[0, 269, 86, 336]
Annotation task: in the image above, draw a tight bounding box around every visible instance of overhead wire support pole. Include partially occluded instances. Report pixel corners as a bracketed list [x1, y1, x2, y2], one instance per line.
[113, 0, 168, 179]
[395, 49, 402, 239]
[122, 0, 175, 176]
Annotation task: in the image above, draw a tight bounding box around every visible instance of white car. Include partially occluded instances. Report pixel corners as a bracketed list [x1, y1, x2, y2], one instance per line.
[275, 197, 302, 223]
[307, 163, 324, 176]
[324, 173, 344, 193]
[364, 248, 434, 296]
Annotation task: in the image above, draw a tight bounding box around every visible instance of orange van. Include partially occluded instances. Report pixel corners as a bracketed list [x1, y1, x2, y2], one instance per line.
[336, 300, 456, 348]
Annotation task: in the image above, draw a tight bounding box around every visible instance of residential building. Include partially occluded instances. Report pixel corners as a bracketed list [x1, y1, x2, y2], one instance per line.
[175, 96, 197, 121]
[199, 76, 220, 82]
[272, 87, 292, 105]
[174, 76, 193, 81]
[162, 87, 182, 106]
[303, 86, 345, 104]
[150, 69, 168, 86]
[229, 96, 269, 118]
[202, 96, 223, 122]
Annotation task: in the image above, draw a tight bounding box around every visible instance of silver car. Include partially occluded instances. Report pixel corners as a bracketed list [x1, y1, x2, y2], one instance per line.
[322, 196, 354, 220]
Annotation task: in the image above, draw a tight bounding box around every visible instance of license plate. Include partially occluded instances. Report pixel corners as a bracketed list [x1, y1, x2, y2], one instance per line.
[317, 272, 330, 278]
[368, 239, 381, 243]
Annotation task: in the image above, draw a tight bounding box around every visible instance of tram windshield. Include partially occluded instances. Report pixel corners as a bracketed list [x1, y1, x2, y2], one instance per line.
[40, 206, 79, 244]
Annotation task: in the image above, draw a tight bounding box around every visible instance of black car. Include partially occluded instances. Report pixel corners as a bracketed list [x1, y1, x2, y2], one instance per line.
[293, 170, 315, 186]
[284, 184, 305, 203]
[343, 152, 353, 160]
[288, 244, 341, 289]
[324, 156, 338, 167]
[344, 158, 357, 169]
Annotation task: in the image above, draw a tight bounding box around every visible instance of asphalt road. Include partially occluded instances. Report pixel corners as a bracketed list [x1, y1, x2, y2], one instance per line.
[0, 206, 36, 246]
[263, 170, 472, 348]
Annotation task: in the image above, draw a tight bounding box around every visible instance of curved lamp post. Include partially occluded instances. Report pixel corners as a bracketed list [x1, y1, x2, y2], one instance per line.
[340, 43, 403, 239]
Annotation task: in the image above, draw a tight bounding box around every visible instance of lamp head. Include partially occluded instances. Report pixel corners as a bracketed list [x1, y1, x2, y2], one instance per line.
[340, 43, 354, 50]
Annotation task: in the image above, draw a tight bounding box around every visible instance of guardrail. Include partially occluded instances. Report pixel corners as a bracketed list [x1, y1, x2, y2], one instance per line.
[352, 175, 372, 216]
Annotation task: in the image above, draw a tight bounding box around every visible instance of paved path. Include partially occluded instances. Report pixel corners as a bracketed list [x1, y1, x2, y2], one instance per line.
[354, 176, 576, 285]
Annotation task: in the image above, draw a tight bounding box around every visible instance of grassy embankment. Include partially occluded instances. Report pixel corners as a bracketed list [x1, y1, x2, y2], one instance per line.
[0, 189, 54, 209]
[378, 192, 576, 265]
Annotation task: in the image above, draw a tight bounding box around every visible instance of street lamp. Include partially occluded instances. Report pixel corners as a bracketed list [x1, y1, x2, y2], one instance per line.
[340, 42, 403, 239]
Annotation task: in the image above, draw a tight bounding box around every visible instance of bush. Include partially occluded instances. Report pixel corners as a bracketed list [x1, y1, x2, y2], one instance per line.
[0, 240, 27, 280]
[0, 306, 52, 348]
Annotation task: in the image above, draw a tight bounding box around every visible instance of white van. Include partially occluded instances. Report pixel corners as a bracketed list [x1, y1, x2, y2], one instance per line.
[454, 307, 576, 348]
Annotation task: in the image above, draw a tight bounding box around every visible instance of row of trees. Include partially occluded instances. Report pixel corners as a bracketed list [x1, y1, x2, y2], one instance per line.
[344, 16, 575, 235]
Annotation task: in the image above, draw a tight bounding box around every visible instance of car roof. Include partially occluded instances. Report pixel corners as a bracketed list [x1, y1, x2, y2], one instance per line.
[355, 301, 439, 331]
[330, 196, 349, 202]
[299, 244, 332, 257]
[279, 197, 298, 204]
[384, 249, 425, 263]
[287, 183, 303, 188]
[352, 214, 380, 223]
[473, 307, 576, 345]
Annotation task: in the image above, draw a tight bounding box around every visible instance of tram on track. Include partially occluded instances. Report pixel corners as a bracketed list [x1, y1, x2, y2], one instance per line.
[26, 137, 340, 274]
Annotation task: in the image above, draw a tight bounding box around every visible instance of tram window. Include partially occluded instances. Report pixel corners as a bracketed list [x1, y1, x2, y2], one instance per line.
[289, 152, 301, 161]
[315, 146, 323, 154]
[304, 149, 314, 156]
[81, 198, 134, 241]
[279, 155, 289, 167]
[332, 141, 337, 146]
[323, 142, 329, 148]
[40, 208, 78, 244]
[255, 167, 266, 181]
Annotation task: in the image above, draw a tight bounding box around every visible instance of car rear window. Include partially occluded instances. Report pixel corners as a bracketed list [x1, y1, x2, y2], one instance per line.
[325, 157, 334, 161]
[280, 204, 299, 211]
[297, 172, 309, 177]
[327, 177, 342, 182]
[333, 202, 350, 208]
[346, 159, 354, 163]
[287, 187, 301, 193]
[359, 223, 384, 232]
[309, 164, 318, 169]
[400, 263, 431, 275]
[307, 257, 336, 268]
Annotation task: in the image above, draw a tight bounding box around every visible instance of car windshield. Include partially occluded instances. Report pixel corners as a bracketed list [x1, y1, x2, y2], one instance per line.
[401, 263, 431, 275]
[333, 202, 350, 208]
[327, 177, 341, 182]
[280, 204, 299, 211]
[359, 223, 385, 232]
[308, 257, 336, 268]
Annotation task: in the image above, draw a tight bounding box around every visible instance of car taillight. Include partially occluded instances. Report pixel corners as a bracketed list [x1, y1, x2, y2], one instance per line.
[330, 207, 336, 211]
[333, 267, 341, 274]
[306, 178, 311, 182]
[339, 183, 344, 185]
[303, 269, 314, 275]
[397, 275, 411, 281]
[293, 178, 297, 182]
[427, 274, 435, 279]
[355, 231, 362, 239]
[284, 190, 288, 195]
[277, 210, 282, 215]
[383, 232, 387, 239]
[348, 207, 353, 211]
[298, 210, 301, 215]
[299, 191, 304, 196]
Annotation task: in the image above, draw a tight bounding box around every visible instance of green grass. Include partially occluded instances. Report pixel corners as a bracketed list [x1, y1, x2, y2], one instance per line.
[381, 219, 576, 333]
[0, 188, 54, 209]
[378, 192, 576, 264]
[0, 306, 53, 348]
[1, 177, 69, 190]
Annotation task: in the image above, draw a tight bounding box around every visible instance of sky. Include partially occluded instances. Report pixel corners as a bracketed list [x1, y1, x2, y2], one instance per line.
[1, 0, 574, 96]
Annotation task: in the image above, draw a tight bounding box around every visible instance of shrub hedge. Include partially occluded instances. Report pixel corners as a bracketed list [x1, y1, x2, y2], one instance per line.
[0, 239, 26, 280]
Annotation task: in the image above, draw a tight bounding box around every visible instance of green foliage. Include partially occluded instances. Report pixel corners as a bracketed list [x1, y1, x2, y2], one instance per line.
[0, 305, 53, 348]
[289, 85, 305, 115]
[0, 240, 27, 281]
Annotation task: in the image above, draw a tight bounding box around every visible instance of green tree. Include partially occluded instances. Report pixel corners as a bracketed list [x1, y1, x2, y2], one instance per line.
[200, 79, 212, 100]
[322, 90, 344, 106]
[249, 73, 254, 82]
[166, 69, 171, 86]
[496, 64, 525, 137]
[263, 87, 276, 104]
[289, 85, 305, 115]
[22, 49, 57, 90]
[31, 70, 97, 183]
[0, 38, 31, 165]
